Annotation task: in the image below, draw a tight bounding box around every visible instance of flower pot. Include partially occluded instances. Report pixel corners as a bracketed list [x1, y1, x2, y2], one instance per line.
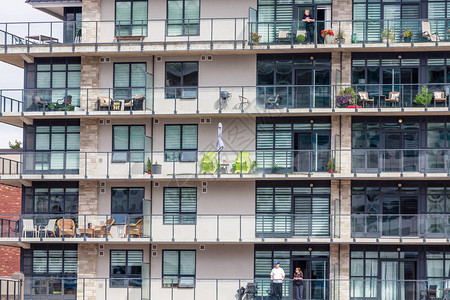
[381, 37, 387, 43]
[147, 170, 151, 174]
[404, 37, 411, 43]
[324, 35, 333, 44]
[151, 164, 162, 174]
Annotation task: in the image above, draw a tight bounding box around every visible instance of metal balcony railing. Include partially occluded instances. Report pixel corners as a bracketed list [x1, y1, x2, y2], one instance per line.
[0, 149, 449, 179]
[0, 213, 339, 243]
[0, 277, 22, 300]
[1, 18, 450, 53]
[1, 84, 449, 116]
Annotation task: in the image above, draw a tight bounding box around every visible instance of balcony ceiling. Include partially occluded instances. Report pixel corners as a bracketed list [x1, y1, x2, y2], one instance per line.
[26, 0, 81, 19]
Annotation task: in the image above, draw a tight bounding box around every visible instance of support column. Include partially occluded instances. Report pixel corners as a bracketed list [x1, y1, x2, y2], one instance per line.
[332, 0, 353, 45]
[331, 179, 352, 240]
[79, 181, 99, 215]
[331, 115, 352, 174]
[330, 244, 351, 300]
[81, 0, 101, 44]
[331, 52, 352, 85]
[80, 57, 100, 112]
[77, 244, 98, 300]
[79, 119, 100, 178]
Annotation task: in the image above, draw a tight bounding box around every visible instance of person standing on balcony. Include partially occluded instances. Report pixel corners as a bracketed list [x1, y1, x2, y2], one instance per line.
[270, 261, 285, 300]
[302, 10, 315, 44]
[293, 267, 304, 300]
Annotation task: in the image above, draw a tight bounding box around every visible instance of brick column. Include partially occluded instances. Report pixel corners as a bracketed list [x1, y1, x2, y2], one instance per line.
[77, 244, 98, 300]
[81, 0, 101, 44]
[79, 181, 99, 215]
[330, 244, 351, 300]
[79, 119, 99, 178]
[331, 179, 352, 239]
[331, 115, 352, 174]
[80, 57, 100, 112]
[332, 0, 352, 45]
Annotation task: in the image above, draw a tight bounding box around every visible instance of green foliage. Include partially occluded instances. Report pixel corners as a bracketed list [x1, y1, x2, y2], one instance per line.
[327, 158, 335, 171]
[146, 157, 152, 171]
[413, 85, 432, 106]
[296, 34, 306, 43]
[381, 29, 394, 41]
[8, 140, 22, 149]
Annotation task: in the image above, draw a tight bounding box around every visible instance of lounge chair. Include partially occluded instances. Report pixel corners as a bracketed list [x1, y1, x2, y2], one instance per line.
[56, 95, 73, 111]
[383, 92, 400, 107]
[31, 95, 49, 111]
[56, 219, 76, 237]
[422, 21, 440, 42]
[266, 95, 281, 109]
[94, 218, 115, 237]
[357, 92, 374, 107]
[40, 219, 57, 238]
[128, 219, 143, 237]
[277, 30, 291, 42]
[201, 152, 218, 174]
[97, 97, 113, 111]
[235, 151, 252, 174]
[433, 91, 447, 107]
[22, 219, 38, 237]
[124, 94, 145, 111]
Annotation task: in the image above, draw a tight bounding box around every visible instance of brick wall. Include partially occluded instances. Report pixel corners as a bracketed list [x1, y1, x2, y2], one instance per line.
[0, 184, 21, 276]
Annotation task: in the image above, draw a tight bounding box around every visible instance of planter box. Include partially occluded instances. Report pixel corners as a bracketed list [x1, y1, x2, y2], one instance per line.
[151, 164, 162, 174]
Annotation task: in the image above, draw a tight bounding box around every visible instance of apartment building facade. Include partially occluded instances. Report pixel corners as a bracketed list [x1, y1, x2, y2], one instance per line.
[0, 0, 450, 299]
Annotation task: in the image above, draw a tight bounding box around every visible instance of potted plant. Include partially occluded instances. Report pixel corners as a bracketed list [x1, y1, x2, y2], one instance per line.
[413, 85, 432, 106]
[337, 30, 345, 44]
[400, 29, 413, 43]
[151, 160, 162, 174]
[251, 32, 261, 44]
[271, 164, 281, 174]
[321, 29, 334, 44]
[146, 158, 151, 174]
[381, 29, 394, 43]
[296, 34, 306, 44]
[336, 87, 357, 108]
[327, 157, 336, 173]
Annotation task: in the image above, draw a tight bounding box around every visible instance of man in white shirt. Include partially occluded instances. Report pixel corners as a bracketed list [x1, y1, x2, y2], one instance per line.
[270, 261, 285, 300]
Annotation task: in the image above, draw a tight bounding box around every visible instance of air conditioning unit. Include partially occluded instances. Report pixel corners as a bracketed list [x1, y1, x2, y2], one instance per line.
[156, 56, 163, 62]
[200, 245, 206, 251]
[202, 187, 207, 194]
[99, 57, 111, 63]
[154, 182, 160, 188]
[99, 188, 106, 194]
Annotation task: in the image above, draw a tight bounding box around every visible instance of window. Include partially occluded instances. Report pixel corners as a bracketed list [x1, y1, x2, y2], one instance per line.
[23, 185, 79, 215]
[167, 0, 200, 36]
[164, 124, 198, 162]
[112, 125, 146, 162]
[115, 0, 148, 36]
[111, 187, 144, 224]
[24, 120, 80, 173]
[113, 63, 146, 100]
[110, 250, 143, 287]
[163, 187, 197, 224]
[162, 250, 195, 287]
[165, 62, 198, 98]
[25, 58, 81, 107]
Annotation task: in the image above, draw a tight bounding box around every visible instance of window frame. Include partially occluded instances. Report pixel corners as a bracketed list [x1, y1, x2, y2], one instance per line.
[113, 62, 147, 100]
[164, 124, 198, 162]
[162, 250, 196, 288]
[110, 250, 144, 288]
[166, 0, 200, 37]
[114, 0, 149, 37]
[111, 187, 145, 222]
[112, 125, 146, 163]
[164, 61, 199, 99]
[163, 187, 197, 224]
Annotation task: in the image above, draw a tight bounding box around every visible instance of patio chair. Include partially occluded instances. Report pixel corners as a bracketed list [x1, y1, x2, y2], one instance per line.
[31, 95, 49, 111]
[235, 151, 252, 174]
[97, 97, 113, 111]
[422, 21, 440, 42]
[40, 219, 57, 238]
[56, 95, 73, 111]
[383, 92, 400, 107]
[266, 95, 281, 109]
[22, 219, 38, 237]
[277, 30, 291, 42]
[427, 285, 437, 298]
[357, 92, 374, 107]
[94, 218, 115, 237]
[56, 219, 76, 237]
[433, 91, 447, 107]
[201, 152, 218, 174]
[124, 94, 145, 111]
[238, 95, 249, 110]
[128, 219, 143, 237]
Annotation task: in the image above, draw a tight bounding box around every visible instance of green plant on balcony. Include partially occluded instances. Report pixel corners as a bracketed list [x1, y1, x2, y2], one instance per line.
[381, 29, 394, 42]
[296, 34, 306, 43]
[146, 158, 152, 174]
[251, 32, 261, 43]
[413, 85, 432, 106]
[327, 157, 336, 173]
[271, 164, 281, 174]
[336, 87, 356, 108]
[400, 29, 413, 42]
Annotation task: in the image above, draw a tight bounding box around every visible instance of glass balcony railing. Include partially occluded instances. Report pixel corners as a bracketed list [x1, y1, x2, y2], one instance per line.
[1, 84, 449, 116]
[16, 277, 450, 300]
[0, 149, 449, 179]
[0, 213, 339, 242]
[352, 214, 450, 239]
[1, 18, 450, 53]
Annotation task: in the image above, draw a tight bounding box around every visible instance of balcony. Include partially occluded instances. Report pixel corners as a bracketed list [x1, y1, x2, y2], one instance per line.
[0, 149, 449, 181]
[1, 84, 450, 120]
[2, 18, 450, 56]
[0, 213, 339, 245]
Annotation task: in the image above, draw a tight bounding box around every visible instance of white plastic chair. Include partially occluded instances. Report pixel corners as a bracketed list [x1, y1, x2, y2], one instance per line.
[422, 21, 440, 42]
[40, 219, 57, 238]
[22, 219, 38, 237]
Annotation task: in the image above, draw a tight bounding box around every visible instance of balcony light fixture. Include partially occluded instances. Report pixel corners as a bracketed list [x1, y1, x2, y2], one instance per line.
[310, 56, 314, 61]
[398, 118, 403, 123]
[397, 183, 402, 188]
[308, 247, 312, 252]
[397, 55, 402, 59]
[397, 247, 401, 252]
[309, 183, 314, 187]
[310, 119, 314, 124]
